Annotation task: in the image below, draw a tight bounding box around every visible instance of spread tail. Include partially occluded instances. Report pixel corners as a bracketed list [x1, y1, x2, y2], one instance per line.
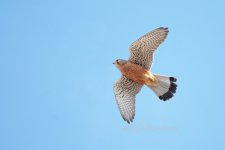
[146, 74, 177, 101]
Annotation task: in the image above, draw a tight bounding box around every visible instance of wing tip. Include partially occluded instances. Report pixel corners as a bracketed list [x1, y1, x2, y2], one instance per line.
[157, 27, 169, 33]
[122, 115, 135, 124]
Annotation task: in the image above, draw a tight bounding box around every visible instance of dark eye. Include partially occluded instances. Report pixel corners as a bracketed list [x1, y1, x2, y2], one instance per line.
[116, 59, 119, 63]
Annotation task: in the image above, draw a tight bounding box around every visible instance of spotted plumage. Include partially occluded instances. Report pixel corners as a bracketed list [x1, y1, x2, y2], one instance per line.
[113, 27, 177, 123]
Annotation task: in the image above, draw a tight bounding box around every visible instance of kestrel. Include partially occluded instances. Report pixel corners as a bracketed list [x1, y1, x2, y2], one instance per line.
[113, 27, 177, 124]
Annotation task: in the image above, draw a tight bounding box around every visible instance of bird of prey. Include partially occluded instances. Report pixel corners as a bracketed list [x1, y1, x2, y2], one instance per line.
[113, 27, 177, 124]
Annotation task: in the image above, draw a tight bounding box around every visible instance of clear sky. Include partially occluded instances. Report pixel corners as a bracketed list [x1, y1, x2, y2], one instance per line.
[1, 0, 225, 150]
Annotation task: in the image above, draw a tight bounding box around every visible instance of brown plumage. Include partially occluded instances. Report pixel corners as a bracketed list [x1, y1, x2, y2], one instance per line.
[113, 27, 177, 123]
[114, 60, 156, 85]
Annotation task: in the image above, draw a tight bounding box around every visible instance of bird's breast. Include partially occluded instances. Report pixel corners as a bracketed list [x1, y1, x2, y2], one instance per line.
[120, 62, 151, 84]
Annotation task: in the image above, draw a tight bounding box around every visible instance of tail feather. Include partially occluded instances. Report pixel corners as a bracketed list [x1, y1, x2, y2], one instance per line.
[146, 74, 177, 101]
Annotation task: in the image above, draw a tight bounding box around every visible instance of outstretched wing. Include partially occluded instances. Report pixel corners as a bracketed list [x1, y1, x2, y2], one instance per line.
[129, 27, 169, 69]
[113, 76, 143, 123]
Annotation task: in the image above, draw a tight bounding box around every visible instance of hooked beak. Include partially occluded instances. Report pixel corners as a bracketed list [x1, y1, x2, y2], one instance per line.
[112, 62, 115, 64]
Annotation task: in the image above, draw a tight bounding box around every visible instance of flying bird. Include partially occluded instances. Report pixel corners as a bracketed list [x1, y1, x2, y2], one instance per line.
[113, 27, 177, 124]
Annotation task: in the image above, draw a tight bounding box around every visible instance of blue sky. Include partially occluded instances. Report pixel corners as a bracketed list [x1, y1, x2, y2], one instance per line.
[1, 0, 225, 150]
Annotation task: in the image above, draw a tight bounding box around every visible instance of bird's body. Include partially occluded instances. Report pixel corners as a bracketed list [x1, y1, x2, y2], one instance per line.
[113, 27, 178, 123]
[115, 60, 156, 85]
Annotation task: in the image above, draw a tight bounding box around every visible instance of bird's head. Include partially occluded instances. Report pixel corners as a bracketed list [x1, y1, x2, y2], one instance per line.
[113, 59, 127, 67]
